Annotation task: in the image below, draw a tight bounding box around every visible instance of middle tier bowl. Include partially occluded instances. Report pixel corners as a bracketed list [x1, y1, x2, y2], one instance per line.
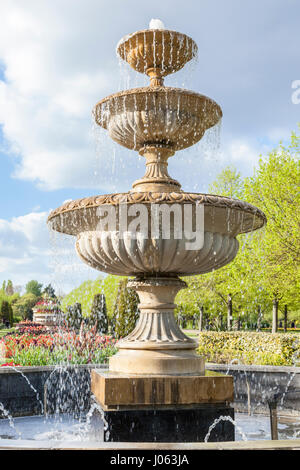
[93, 87, 222, 151]
[48, 192, 266, 277]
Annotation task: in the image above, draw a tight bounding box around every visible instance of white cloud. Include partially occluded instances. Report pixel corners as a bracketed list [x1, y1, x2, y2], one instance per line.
[0, 210, 98, 292]
[219, 139, 261, 170]
[0, 1, 114, 190]
[0, 211, 50, 285]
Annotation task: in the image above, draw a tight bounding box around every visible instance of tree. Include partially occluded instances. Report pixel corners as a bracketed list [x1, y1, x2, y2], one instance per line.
[65, 303, 82, 330]
[5, 280, 14, 296]
[113, 279, 139, 339]
[13, 293, 38, 320]
[26, 280, 43, 297]
[206, 165, 251, 330]
[208, 166, 244, 199]
[43, 284, 56, 299]
[61, 275, 124, 318]
[0, 300, 13, 325]
[176, 275, 217, 329]
[244, 128, 300, 332]
[89, 294, 109, 334]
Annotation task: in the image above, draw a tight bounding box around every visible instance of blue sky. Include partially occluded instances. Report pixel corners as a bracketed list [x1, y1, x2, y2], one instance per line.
[0, 0, 299, 293]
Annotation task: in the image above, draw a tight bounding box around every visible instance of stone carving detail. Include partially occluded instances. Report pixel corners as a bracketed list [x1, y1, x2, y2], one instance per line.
[75, 231, 239, 276]
[93, 86, 221, 151]
[48, 191, 267, 233]
[132, 146, 181, 192]
[118, 311, 195, 349]
[117, 29, 198, 78]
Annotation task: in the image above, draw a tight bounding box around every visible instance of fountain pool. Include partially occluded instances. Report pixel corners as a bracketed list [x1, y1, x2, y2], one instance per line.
[0, 412, 300, 444]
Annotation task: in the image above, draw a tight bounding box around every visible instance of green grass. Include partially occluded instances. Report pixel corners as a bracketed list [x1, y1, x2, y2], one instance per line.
[0, 327, 15, 338]
[205, 369, 225, 377]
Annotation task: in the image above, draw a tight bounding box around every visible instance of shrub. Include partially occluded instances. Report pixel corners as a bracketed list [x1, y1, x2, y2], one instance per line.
[113, 279, 139, 339]
[12, 293, 38, 320]
[197, 331, 300, 366]
[0, 300, 13, 325]
[64, 303, 82, 330]
[88, 294, 108, 334]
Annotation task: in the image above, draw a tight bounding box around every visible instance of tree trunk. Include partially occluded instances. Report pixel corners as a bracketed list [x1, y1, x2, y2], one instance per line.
[272, 297, 279, 333]
[219, 313, 223, 331]
[227, 294, 232, 331]
[284, 304, 288, 333]
[199, 305, 204, 332]
[257, 305, 262, 331]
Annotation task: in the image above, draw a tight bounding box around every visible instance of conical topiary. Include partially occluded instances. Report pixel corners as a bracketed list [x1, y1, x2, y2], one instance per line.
[113, 279, 139, 339]
[65, 302, 82, 330]
[89, 293, 108, 334]
[0, 300, 13, 325]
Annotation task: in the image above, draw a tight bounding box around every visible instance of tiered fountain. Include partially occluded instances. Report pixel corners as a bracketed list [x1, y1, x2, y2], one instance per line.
[48, 22, 266, 442]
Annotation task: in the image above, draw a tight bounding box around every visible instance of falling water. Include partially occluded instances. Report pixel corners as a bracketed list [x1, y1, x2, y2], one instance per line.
[204, 415, 248, 442]
[5, 365, 44, 414]
[0, 402, 22, 438]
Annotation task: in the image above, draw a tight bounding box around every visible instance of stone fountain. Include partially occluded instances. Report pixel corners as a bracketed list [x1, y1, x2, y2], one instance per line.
[48, 23, 266, 442]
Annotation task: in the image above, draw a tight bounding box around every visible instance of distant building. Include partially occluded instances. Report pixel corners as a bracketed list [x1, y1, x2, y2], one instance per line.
[32, 294, 61, 326]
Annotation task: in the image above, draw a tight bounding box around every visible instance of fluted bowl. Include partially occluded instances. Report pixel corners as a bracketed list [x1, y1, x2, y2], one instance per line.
[48, 191, 266, 277]
[75, 230, 238, 276]
[93, 87, 222, 151]
[117, 29, 197, 76]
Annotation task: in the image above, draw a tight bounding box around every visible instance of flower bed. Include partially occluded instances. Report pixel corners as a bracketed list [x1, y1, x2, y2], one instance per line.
[197, 331, 300, 366]
[0, 326, 118, 366]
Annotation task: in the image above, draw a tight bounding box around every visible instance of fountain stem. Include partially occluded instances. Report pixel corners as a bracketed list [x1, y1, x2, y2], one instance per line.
[109, 276, 204, 375]
[146, 67, 164, 87]
[132, 145, 181, 192]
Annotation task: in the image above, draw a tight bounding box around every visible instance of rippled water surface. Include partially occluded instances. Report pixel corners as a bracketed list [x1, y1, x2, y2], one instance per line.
[0, 412, 300, 444]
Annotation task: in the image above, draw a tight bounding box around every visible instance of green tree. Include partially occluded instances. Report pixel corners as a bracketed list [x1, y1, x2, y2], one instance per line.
[0, 300, 13, 324]
[43, 284, 56, 298]
[26, 280, 43, 297]
[5, 280, 14, 296]
[206, 165, 252, 330]
[209, 166, 244, 199]
[65, 302, 82, 330]
[62, 275, 125, 318]
[244, 128, 300, 332]
[13, 293, 38, 320]
[113, 279, 139, 339]
[176, 275, 216, 330]
[89, 294, 109, 334]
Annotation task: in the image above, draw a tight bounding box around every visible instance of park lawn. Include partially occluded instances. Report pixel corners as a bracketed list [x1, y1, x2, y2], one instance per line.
[0, 327, 15, 338]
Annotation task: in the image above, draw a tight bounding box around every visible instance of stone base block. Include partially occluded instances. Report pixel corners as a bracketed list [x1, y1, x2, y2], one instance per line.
[91, 370, 234, 410]
[91, 370, 235, 442]
[91, 405, 235, 442]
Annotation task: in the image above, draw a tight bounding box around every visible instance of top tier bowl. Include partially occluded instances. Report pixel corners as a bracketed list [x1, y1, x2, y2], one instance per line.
[94, 28, 221, 153]
[117, 29, 198, 81]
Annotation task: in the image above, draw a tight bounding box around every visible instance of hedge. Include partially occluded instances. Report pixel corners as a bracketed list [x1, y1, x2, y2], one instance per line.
[197, 331, 300, 366]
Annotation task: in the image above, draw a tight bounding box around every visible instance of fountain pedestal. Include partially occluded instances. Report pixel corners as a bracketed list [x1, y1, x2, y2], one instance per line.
[91, 370, 234, 442]
[110, 277, 205, 375]
[91, 276, 234, 442]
